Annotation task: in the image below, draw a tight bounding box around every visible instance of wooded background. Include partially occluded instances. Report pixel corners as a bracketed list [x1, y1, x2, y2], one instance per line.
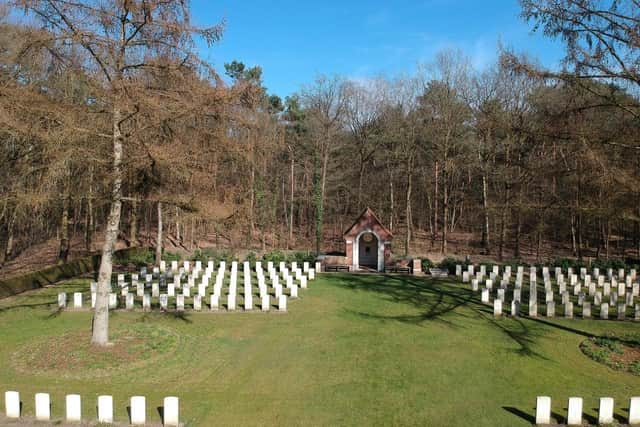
[2, 0, 639, 273]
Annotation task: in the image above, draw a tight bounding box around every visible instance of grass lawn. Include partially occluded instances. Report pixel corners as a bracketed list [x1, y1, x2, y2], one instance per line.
[0, 273, 638, 426]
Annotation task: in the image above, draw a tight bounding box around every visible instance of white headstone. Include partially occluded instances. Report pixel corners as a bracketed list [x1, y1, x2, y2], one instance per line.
[511, 301, 520, 317]
[164, 396, 179, 427]
[582, 302, 591, 318]
[262, 295, 270, 311]
[160, 294, 168, 310]
[481, 288, 490, 304]
[66, 394, 81, 422]
[567, 397, 582, 426]
[291, 285, 299, 298]
[74, 292, 83, 308]
[493, 299, 502, 317]
[206, 294, 217, 310]
[244, 292, 253, 310]
[629, 396, 640, 424]
[58, 292, 67, 309]
[126, 293, 134, 310]
[109, 293, 117, 309]
[194, 295, 202, 311]
[143, 294, 151, 311]
[176, 295, 185, 311]
[598, 397, 614, 425]
[529, 301, 538, 317]
[546, 301, 555, 318]
[536, 396, 551, 425]
[98, 395, 113, 423]
[35, 394, 52, 421]
[130, 396, 146, 425]
[601, 303, 609, 319]
[5, 391, 20, 418]
[228, 293, 236, 311]
[564, 302, 574, 318]
[279, 295, 287, 312]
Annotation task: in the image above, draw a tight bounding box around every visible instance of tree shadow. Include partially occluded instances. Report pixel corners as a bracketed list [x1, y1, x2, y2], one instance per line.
[329, 274, 550, 358]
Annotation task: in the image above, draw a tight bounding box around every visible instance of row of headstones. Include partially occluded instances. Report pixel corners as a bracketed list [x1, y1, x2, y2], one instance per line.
[492, 298, 640, 320]
[123, 260, 322, 284]
[477, 279, 639, 309]
[536, 396, 640, 426]
[58, 291, 290, 312]
[457, 264, 640, 320]
[112, 262, 316, 301]
[3, 391, 178, 426]
[462, 266, 640, 298]
[458, 264, 637, 281]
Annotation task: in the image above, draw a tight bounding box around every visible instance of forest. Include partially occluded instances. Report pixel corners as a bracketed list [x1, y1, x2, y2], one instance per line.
[1, 0, 640, 275]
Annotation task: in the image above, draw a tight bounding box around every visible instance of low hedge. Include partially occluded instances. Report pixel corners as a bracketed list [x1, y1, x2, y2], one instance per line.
[0, 247, 149, 299]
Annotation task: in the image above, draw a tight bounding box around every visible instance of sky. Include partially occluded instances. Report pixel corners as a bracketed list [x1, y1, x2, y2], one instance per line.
[190, 0, 567, 98]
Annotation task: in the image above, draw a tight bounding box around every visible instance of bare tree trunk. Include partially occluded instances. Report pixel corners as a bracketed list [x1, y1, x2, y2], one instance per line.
[156, 202, 162, 265]
[91, 105, 124, 347]
[84, 172, 93, 252]
[389, 167, 394, 232]
[441, 173, 448, 254]
[289, 149, 294, 248]
[481, 172, 490, 254]
[571, 214, 578, 257]
[498, 185, 509, 262]
[357, 161, 365, 210]
[405, 155, 414, 256]
[129, 199, 137, 246]
[4, 208, 17, 262]
[514, 207, 521, 258]
[58, 190, 70, 263]
[433, 161, 439, 244]
[175, 206, 180, 242]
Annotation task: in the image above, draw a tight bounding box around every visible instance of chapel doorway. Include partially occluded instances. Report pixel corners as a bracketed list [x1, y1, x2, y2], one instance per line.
[358, 232, 378, 269]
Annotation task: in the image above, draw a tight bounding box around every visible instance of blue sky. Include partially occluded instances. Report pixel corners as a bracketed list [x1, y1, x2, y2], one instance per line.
[191, 0, 566, 98]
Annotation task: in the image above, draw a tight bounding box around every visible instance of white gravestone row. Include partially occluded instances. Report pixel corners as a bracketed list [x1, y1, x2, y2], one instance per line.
[536, 395, 640, 426]
[458, 263, 640, 320]
[59, 261, 317, 313]
[3, 391, 179, 426]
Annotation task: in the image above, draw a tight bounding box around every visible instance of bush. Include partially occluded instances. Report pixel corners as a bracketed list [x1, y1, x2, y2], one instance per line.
[593, 337, 624, 354]
[245, 251, 257, 264]
[438, 257, 464, 274]
[262, 250, 287, 264]
[125, 249, 155, 268]
[420, 258, 433, 270]
[163, 251, 182, 263]
[288, 251, 316, 264]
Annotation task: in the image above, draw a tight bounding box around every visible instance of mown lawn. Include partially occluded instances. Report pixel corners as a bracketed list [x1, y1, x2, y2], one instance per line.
[0, 273, 638, 426]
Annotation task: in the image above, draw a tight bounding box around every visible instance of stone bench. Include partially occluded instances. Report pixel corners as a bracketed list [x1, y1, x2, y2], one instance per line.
[386, 266, 411, 274]
[325, 265, 350, 272]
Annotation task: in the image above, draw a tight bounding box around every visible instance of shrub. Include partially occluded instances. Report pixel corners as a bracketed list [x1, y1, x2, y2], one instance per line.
[124, 249, 155, 268]
[630, 360, 640, 375]
[245, 251, 257, 263]
[262, 250, 287, 264]
[593, 337, 624, 354]
[287, 251, 316, 264]
[438, 257, 464, 274]
[420, 258, 433, 270]
[162, 251, 182, 263]
[580, 340, 610, 364]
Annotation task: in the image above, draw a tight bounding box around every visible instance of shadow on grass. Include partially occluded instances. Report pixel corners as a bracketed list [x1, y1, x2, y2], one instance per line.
[501, 406, 535, 424]
[331, 273, 548, 358]
[137, 310, 193, 323]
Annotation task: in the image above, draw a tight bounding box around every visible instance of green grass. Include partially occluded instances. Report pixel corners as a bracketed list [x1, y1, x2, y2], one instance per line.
[0, 274, 639, 426]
